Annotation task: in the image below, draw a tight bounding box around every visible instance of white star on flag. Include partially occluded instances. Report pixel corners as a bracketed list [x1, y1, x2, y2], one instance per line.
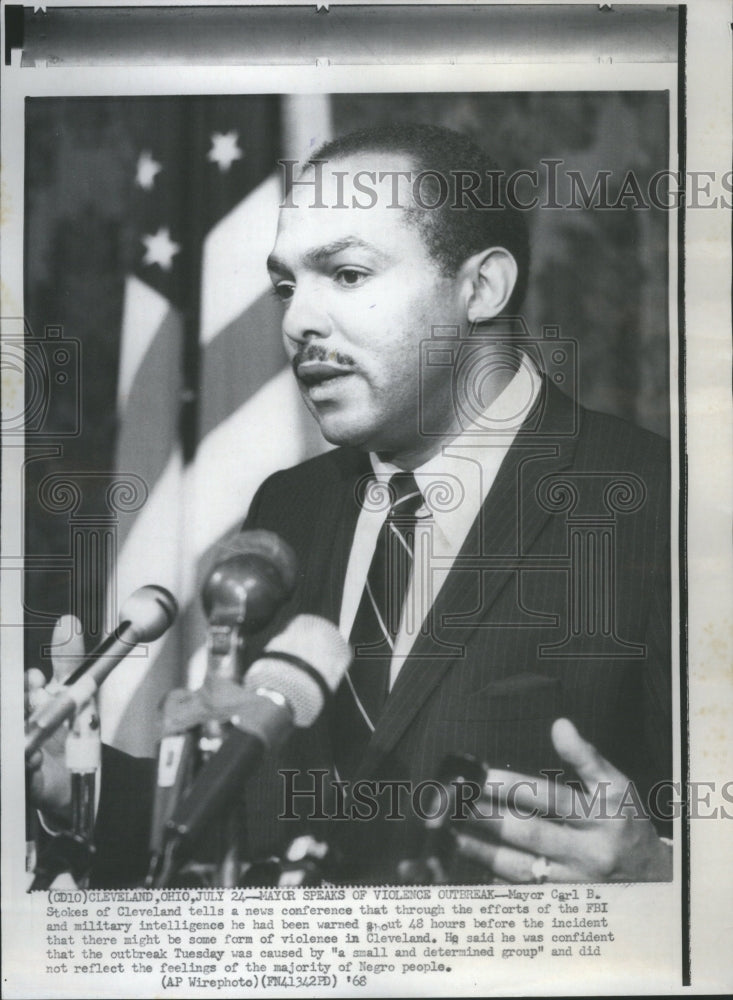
[135, 151, 163, 190]
[207, 131, 244, 172]
[141, 228, 181, 271]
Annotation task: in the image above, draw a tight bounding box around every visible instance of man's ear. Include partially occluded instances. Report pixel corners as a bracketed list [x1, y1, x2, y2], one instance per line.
[463, 247, 518, 322]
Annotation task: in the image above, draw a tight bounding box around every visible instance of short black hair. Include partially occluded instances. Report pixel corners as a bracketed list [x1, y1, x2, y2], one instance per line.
[311, 123, 530, 312]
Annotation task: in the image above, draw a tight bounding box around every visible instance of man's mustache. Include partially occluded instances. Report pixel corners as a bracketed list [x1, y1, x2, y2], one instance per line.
[291, 343, 357, 373]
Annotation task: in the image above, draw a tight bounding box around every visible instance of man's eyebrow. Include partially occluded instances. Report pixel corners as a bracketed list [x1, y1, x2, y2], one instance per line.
[267, 237, 387, 275]
[304, 237, 386, 266]
[266, 252, 291, 275]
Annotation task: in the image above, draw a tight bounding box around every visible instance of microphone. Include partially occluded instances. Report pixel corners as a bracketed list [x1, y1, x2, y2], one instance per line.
[198, 530, 298, 749]
[201, 529, 298, 684]
[155, 614, 351, 882]
[25, 585, 178, 758]
[148, 531, 298, 866]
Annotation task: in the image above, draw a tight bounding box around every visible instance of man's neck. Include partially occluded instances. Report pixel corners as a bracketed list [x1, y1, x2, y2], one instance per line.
[375, 359, 519, 471]
[375, 437, 455, 472]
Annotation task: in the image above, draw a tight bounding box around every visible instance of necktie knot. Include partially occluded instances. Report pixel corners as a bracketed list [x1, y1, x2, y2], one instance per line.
[386, 472, 423, 520]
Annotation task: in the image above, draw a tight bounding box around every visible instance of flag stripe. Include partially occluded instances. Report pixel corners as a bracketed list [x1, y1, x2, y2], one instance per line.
[100, 447, 186, 749]
[197, 291, 289, 440]
[114, 320, 184, 555]
[117, 277, 175, 409]
[199, 174, 282, 347]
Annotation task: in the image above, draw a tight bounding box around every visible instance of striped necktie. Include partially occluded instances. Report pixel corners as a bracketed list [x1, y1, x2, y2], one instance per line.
[331, 472, 424, 779]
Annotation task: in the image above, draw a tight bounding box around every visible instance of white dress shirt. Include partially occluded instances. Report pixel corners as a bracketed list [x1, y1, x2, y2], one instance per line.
[339, 359, 542, 688]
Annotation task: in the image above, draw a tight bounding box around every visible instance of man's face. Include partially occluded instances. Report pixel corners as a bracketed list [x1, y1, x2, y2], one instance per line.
[267, 153, 468, 464]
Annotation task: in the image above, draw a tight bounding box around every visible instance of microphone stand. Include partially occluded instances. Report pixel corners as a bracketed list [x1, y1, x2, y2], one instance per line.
[29, 699, 100, 890]
[147, 620, 248, 889]
[67, 698, 101, 861]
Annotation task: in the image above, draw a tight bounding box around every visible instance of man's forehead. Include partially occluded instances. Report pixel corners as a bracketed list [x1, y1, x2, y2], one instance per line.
[285, 150, 419, 210]
[273, 151, 429, 262]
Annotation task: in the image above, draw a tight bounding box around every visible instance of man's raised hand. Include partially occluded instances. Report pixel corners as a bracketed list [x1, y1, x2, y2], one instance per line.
[456, 718, 672, 883]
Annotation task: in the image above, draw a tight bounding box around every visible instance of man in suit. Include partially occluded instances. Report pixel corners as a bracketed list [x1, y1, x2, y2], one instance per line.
[27, 123, 672, 885]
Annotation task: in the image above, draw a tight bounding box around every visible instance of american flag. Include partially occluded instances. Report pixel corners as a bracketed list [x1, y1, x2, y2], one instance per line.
[100, 95, 332, 756]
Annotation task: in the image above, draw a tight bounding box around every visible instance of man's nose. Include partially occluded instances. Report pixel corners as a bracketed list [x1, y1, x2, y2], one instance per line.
[281, 281, 332, 345]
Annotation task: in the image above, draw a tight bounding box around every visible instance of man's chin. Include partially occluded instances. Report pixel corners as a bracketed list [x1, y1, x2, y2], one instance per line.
[316, 419, 372, 451]
[306, 407, 380, 451]
[303, 397, 412, 454]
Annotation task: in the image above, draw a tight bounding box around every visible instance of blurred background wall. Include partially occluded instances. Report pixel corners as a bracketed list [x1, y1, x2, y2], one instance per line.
[23, 91, 670, 753]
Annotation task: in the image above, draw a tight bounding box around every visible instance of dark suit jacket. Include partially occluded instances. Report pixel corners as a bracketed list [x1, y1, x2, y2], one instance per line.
[92, 381, 672, 885]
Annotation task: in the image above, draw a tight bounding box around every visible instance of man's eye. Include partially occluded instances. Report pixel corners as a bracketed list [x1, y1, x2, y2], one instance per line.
[272, 282, 294, 301]
[334, 268, 367, 287]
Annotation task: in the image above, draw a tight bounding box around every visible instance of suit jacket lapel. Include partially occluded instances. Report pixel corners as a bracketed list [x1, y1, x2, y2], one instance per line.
[299, 449, 369, 764]
[358, 380, 580, 776]
[301, 449, 371, 624]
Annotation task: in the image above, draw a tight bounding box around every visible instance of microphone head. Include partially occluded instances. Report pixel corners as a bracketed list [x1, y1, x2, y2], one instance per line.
[120, 585, 178, 642]
[201, 530, 298, 633]
[245, 615, 351, 727]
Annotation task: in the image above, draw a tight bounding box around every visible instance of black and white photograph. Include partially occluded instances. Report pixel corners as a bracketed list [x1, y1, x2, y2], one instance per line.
[2, 2, 731, 997]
